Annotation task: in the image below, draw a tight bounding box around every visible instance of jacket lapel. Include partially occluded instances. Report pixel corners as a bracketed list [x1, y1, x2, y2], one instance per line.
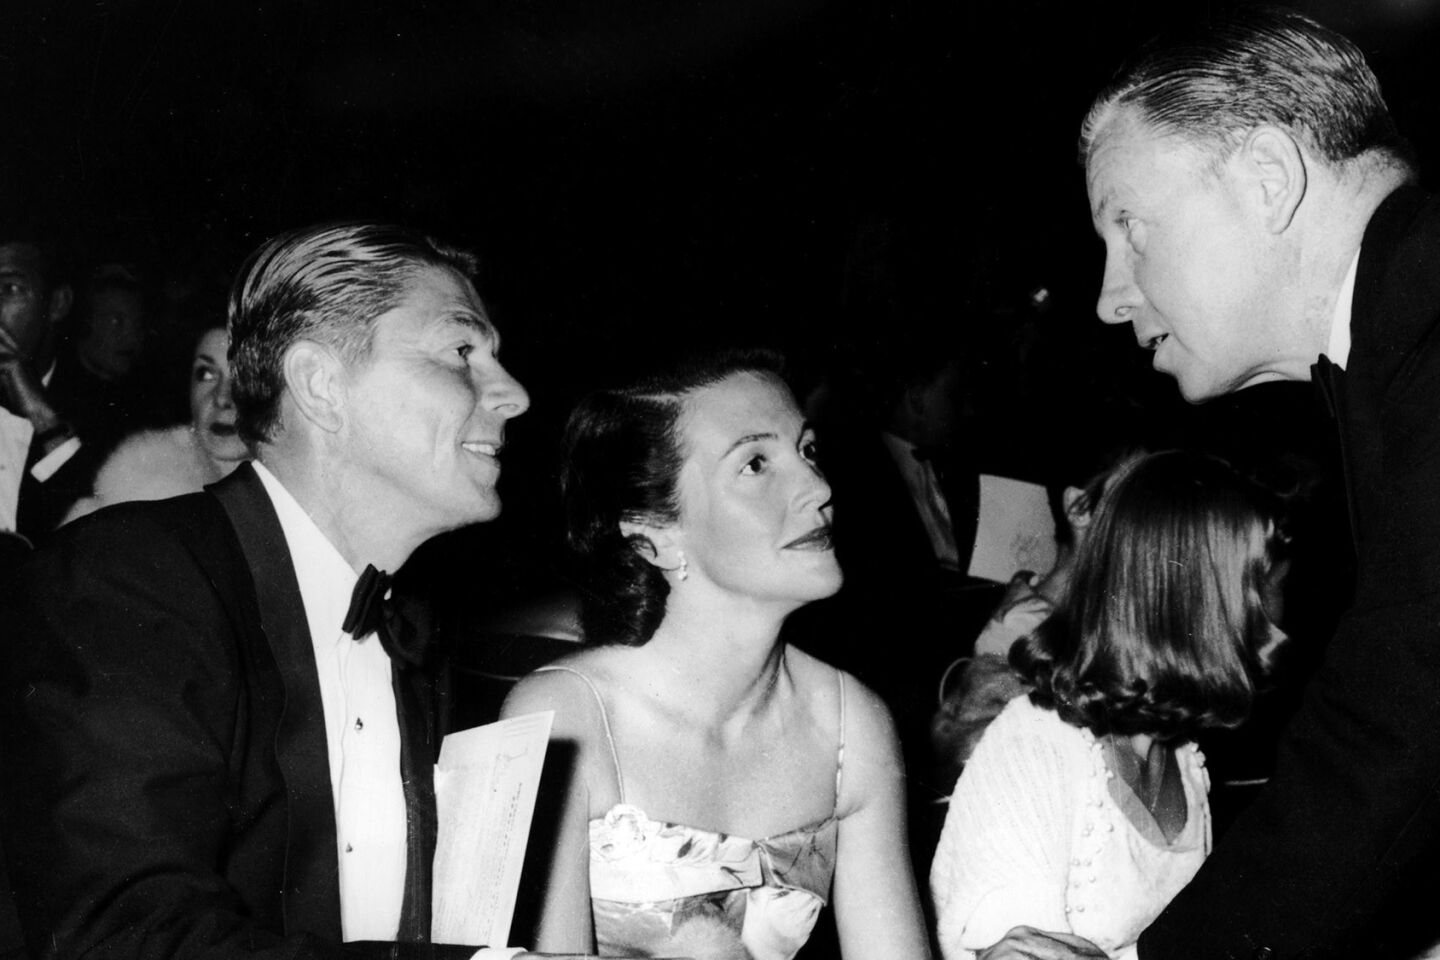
[209, 463, 343, 941]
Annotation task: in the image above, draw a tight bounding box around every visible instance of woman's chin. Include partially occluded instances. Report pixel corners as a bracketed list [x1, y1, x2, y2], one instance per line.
[792, 567, 844, 605]
[197, 434, 251, 469]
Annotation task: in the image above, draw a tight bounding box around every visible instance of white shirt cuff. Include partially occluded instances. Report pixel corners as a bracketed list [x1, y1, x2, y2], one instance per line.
[29, 434, 81, 483]
[470, 948, 526, 960]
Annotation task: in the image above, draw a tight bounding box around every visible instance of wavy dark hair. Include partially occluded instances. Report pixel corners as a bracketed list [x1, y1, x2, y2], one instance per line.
[1011, 450, 1288, 742]
[560, 347, 786, 646]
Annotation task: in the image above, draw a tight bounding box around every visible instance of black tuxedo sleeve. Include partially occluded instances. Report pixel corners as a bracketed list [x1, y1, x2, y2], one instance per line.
[0, 503, 488, 960]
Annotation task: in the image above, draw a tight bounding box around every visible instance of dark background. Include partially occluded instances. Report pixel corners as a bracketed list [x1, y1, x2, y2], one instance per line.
[5, 0, 1439, 577]
[7, 4, 1436, 949]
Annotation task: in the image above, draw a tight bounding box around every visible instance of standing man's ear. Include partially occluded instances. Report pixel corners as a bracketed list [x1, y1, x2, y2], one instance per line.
[1239, 125, 1308, 235]
[282, 340, 346, 433]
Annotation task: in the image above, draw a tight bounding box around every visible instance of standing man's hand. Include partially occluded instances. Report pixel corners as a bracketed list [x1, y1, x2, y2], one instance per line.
[977, 926, 1108, 960]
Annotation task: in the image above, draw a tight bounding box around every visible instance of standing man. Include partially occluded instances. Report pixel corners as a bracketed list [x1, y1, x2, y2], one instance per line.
[1081, 7, 1435, 959]
[0, 222, 538, 959]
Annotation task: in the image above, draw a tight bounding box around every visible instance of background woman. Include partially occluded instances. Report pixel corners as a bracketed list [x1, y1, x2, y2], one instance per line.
[930, 450, 1287, 960]
[502, 349, 931, 959]
[61, 323, 246, 522]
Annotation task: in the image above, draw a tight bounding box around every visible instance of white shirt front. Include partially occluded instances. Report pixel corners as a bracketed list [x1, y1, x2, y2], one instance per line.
[0, 406, 33, 532]
[252, 462, 408, 942]
[0, 364, 80, 533]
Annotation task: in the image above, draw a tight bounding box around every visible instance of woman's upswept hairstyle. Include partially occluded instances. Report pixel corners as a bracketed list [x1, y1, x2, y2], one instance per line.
[1012, 450, 1287, 742]
[560, 347, 786, 646]
[228, 221, 479, 447]
[1080, 5, 1414, 178]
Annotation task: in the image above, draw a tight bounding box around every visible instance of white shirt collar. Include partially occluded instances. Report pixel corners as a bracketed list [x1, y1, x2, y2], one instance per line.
[1326, 249, 1360, 370]
[251, 460, 359, 645]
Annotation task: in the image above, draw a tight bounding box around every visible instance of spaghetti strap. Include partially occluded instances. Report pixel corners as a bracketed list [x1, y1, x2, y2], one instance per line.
[534, 664, 626, 802]
[834, 669, 847, 813]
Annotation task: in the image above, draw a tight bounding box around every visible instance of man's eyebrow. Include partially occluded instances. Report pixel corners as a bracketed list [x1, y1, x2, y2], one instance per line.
[724, 431, 778, 456]
[444, 310, 501, 345]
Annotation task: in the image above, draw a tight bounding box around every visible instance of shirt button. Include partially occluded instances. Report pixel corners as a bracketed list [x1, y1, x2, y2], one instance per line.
[345, 843, 353, 853]
[354, 717, 364, 731]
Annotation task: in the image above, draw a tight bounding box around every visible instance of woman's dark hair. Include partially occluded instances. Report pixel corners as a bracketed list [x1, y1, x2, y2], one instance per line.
[1011, 450, 1288, 742]
[560, 347, 786, 646]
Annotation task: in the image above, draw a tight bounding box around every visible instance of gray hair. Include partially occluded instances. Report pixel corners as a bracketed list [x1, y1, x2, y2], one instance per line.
[1080, 5, 1414, 177]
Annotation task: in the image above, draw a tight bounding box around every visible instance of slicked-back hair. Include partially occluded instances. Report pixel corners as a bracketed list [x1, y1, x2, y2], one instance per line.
[227, 221, 479, 447]
[1080, 5, 1414, 177]
[560, 347, 786, 647]
[1011, 450, 1288, 743]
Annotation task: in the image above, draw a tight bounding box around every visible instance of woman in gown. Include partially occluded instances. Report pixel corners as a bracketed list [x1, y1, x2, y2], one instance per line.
[62, 324, 247, 523]
[502, 349, 931, 959]
[929, 450, 1289, 960]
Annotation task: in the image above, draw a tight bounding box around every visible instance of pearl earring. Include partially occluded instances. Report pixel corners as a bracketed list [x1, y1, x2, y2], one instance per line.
[676, 550, 689, 581]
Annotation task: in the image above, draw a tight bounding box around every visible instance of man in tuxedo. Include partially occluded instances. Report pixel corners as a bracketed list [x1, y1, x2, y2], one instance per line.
[0, 227, 88, 545]
[0, 222, 540, 960]
[989, 8, 1440, 960]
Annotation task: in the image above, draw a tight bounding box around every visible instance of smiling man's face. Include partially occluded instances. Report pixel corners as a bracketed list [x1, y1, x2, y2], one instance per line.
[336, 265, 530, 535]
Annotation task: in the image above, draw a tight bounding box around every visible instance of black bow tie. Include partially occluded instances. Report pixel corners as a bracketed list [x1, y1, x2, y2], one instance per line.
[1312, 353, 1345, 419]
[342, 564, 430, 668]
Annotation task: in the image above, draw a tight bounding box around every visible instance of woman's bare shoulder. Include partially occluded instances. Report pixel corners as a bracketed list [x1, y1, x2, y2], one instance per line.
[785, 646, 895, 736]
[502, 645, 634, 722]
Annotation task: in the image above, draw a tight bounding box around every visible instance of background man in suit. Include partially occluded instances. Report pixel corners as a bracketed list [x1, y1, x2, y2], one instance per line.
[0, 222, 540, 960]
[988, 7, 1440, 960]
[0, 225, 86, 544]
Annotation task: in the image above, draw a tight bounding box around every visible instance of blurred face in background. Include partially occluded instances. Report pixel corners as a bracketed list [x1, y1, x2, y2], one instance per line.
[79, 285, 147, 381]
[0, 242, 69, 369]
[190, 327, 247, 465]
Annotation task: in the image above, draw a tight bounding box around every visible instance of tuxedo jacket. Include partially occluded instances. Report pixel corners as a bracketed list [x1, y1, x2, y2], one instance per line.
[1139, 188, 1440, 959]
[12, 352, 157, 544]
[0, 465, 478, 960]
[13, 432, 105, 543]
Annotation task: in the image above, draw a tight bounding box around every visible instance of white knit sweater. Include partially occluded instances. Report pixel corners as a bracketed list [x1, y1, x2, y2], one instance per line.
[930, 696, 1210, 960]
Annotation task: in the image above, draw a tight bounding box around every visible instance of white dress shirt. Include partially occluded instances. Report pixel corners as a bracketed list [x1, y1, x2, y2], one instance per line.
[0, 406, 33, 532]
[253, 462, 408, 941]
[249, 464, 524, 959]
[0, 364, 80, 533]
